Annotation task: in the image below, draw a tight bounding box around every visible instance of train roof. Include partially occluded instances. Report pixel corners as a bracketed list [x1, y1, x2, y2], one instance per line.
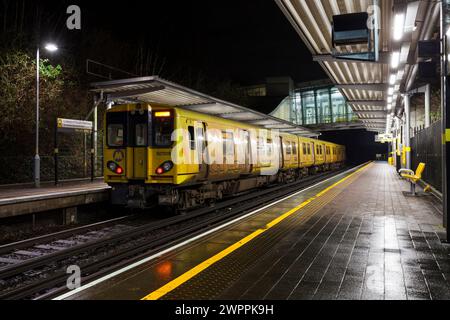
[91, 76, 319, 138]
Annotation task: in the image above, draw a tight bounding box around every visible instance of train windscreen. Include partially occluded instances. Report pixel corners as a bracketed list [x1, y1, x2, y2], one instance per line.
[152, 111, 174, 148]
[106, 112, 128, 147]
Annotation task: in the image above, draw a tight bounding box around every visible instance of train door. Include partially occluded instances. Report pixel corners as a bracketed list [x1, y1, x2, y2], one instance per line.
[311, 142, 316, 165]
[186, 120, 199, 176]
[300, 142, 306, 166]
[293, 140, 298, 166]
[195, 121, 208, 180]
[130, 111, 148, 180]
[241, 130, 252, 174]
[279, 137, 285, 169]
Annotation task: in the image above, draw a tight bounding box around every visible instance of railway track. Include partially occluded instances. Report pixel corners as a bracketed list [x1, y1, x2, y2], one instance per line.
[0, 168, 351, 300]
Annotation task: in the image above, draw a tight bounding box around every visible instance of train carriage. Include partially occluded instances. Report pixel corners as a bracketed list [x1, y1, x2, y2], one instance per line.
[104, 103, 346, 211]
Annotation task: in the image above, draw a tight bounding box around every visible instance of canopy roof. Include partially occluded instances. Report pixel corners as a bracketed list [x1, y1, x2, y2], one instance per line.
[275, 0, 440, 133]
[91, 76, 318, 137]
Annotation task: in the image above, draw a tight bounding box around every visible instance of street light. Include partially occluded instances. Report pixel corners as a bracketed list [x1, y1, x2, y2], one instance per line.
[34, 43, 58, 188]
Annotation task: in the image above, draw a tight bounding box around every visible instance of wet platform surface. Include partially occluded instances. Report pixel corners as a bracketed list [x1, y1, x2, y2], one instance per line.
[59, 162, 450, 300]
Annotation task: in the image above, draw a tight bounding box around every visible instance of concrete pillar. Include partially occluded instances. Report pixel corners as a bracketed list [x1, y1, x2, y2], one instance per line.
[425, 83, 431, 128]
[392, 130, 396, 166]
[404, 94, 411, 170]
[93, 104, 98, 177]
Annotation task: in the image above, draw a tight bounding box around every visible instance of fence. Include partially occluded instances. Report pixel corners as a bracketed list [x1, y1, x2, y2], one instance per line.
[0, 134, 103, 185]
[410, 121, 442, 192]
[0, 155, 104, 185]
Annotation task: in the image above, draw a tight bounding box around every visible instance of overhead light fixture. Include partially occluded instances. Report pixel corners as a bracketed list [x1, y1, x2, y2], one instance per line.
[391, 52, 400, 69]
[389, 74, 396, 85]
[388, 97, 393, 103]
[388, 87, 394, 95]
[393, 14, 405, 41]
[447, 27, 450, 37]
[387, 104, 392, 110]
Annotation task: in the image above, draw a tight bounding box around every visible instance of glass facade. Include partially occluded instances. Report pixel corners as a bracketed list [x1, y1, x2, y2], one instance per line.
[271, 86, 358, 126]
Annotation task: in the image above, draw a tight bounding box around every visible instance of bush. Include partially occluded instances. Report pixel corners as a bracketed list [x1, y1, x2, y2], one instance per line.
[0, 50, 94, 184]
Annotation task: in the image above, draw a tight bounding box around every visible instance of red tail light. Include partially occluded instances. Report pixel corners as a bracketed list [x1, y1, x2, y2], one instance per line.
[107, 161, 124, 175]
[155, 161, 174, 175]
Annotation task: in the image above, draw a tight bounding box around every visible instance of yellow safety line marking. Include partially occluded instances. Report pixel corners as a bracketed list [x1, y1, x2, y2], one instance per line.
[446, 129, 450, 143]
[141, 162, 373, 300]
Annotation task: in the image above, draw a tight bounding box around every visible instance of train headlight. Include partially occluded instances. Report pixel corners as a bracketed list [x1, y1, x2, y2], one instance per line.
[107, 161, 124, 175]
[156, 161, 174, 174]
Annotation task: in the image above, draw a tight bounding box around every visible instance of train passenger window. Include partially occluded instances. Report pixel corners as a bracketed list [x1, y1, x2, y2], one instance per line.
[188, 126, 196, 150]
[223, 132, 234, 157]
[196, 127, 205, 152]
[286, 142, 292, 155]
[308, 144, 311, 155]
[267, 139, 273, 157]
[292, 143, 297, 155]
[302, 143, 307, 155]
[108, 124, 125, 147]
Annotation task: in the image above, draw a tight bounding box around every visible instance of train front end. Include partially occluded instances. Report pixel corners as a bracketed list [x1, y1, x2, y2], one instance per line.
[104, 103, 176, 208]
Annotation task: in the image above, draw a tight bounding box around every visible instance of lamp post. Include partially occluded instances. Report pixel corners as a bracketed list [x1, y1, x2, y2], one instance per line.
[34, 43, 58, 188]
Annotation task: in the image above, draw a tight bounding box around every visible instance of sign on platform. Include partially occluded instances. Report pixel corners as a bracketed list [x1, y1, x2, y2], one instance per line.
[57, 118, 93, 132]
[375, 133, 393, 143]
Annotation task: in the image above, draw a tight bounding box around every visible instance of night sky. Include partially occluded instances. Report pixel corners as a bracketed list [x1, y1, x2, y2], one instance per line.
[36, 0, 326, 85]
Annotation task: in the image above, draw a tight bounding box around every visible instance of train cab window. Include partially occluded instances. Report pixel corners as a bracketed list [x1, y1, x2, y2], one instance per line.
[188, 126, 196, 150]
[108, 124, 125, 147]
[153, 112, 174, 147]
[134, 124, 147, 147]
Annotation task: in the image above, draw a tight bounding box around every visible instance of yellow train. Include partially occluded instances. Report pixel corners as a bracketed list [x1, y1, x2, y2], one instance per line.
[104, 103, 346, 210]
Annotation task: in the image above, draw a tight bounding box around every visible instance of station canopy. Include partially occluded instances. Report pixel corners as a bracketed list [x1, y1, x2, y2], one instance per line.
[91, 76, 318, 137]
[275, 0, 440, 133]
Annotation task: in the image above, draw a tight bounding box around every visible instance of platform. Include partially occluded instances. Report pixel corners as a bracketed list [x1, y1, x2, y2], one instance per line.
[57, 162, 450, 300]
[0, 179, 110, 218]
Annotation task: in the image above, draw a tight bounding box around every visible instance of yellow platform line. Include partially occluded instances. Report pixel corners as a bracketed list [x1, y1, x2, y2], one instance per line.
[142, 162, 373, 300]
